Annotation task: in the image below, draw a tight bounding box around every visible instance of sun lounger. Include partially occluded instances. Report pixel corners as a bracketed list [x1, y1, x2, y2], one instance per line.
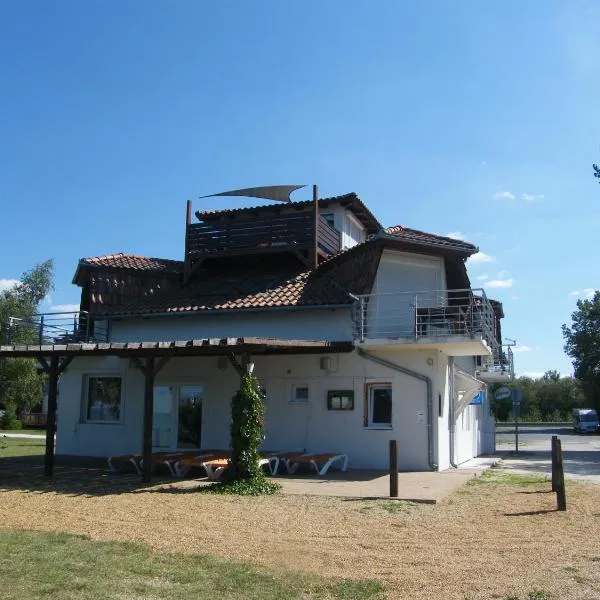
[285, 453, 348, 476]
[176, 453, 277, 479]
[107, 453, 142, 474]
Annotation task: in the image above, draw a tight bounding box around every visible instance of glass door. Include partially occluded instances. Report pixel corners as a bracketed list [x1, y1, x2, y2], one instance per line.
[177, 385, 203, 449]
[153, 385, 175, 449]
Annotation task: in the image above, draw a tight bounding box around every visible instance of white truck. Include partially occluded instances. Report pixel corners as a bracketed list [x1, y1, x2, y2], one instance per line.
[572, 408, 599, 434]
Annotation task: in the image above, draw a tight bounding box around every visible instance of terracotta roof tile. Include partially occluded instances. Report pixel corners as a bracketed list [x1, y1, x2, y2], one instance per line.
[383, 226, 477, 254]
[195, 192, 381, 234]
[80, 253, 183, 273]
[94, 265, 354, 316]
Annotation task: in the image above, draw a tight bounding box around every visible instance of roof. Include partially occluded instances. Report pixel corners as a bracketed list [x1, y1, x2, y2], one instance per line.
[91, 263, 355, 316]
[195, 192, 382, 234]
[79, 253, 183, 273]
[383, 226, 478, 255]
[73, 253, 183, 285]
[0, 337, 355, 358]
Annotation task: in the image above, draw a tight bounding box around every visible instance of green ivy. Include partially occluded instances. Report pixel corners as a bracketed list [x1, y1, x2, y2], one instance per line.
[218, 371, 280, 495]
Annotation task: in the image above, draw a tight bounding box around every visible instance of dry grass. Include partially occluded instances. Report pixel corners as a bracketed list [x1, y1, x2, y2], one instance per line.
[1, 470, 599, 600]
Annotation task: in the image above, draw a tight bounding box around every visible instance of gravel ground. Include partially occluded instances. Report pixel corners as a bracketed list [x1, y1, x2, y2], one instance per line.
[1, 473, 599, 600]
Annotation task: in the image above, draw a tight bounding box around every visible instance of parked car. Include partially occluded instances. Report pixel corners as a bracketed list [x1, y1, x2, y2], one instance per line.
[572, 408, 599, 433]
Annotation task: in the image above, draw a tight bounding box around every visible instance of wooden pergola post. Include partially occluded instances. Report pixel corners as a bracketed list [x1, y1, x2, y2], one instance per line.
[132, 355, 172, 483]
[142, 356, 155, 483]
[37, 355, 72, 477]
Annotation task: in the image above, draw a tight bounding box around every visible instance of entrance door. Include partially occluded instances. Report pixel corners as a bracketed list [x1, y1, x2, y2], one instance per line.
[153, 385, 175, 449]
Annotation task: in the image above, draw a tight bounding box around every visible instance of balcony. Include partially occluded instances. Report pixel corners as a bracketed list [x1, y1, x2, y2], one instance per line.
[6, 312, 109, 345]
[476, 347, 514, 382]
[353, 288, 498, 357]
[186, 212, 341, 263]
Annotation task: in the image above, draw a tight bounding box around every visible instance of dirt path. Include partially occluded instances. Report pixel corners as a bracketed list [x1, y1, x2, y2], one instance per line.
[1, 473, 599, 599]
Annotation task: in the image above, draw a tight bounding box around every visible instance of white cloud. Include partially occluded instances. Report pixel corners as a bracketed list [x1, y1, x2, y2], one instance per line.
[512, 346, 532, 353]
[522, 192, 544, 202]
[467, 252, 495, 264]
[520, 371, 545, 379]
[485, 278, 514, 289]
[476, 274, 489, 281]
[569, 289, 596, 299]
[494, 191, 516, 200]
[0, 278, 19, 292]
[445, 231, 467, 241]
[496, 269, 511, 279]
[50, 303, 81, 313]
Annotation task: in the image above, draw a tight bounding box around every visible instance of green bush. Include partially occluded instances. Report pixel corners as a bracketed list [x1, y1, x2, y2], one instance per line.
[0, 404, 22, 430]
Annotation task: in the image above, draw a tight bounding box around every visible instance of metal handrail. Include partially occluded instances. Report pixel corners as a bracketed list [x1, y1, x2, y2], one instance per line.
[352, 288, 498, 354]
[6, 311, 109, 345]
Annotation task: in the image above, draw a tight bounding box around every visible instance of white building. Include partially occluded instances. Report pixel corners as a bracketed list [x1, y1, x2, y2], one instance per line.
[5, 192, 511, 471]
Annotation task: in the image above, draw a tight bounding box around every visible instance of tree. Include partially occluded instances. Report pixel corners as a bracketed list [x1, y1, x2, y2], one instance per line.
[0, 260, 54, 425]
[562, 291, 600, 412]
[594, 163, 600, 184]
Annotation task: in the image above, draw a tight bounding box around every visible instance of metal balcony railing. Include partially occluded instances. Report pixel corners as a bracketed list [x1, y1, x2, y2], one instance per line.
[6, 311, 109, 345]
[477, 346, 514, 379]
[353, 288, 498, 352]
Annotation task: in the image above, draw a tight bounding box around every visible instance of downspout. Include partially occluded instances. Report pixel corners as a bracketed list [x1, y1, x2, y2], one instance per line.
[356, 347, 437, 471]
[448, 357, 457, 468]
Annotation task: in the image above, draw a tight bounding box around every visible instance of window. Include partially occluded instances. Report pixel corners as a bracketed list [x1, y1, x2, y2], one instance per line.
[321, 212, 337, 230]
[290, 384, 309, 404]
[365, 383, 392, 428]
[327, 390, 354, 411]
[84, 376, 122, 423]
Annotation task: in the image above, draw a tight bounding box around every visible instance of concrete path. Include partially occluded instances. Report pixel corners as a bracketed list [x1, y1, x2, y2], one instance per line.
[274, 458, 498, 503]
[1, 432, 46, 439]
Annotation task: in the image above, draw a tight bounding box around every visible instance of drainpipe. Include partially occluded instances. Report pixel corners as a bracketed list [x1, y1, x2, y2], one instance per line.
[448, 357, 457, 468]
[356, 347, 437, 471]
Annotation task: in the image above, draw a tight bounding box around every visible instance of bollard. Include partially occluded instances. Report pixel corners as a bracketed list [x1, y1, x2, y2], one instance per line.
[551, 435, 558, 492]
[389, 440, 398, 498]
[555, 438, 566, 511]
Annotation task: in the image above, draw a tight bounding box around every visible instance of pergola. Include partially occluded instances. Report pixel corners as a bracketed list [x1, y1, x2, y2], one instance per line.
[0, 337, 354, 482]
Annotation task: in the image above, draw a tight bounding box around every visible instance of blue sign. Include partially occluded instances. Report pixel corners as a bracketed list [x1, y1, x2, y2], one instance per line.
[470, 391, 484, 405]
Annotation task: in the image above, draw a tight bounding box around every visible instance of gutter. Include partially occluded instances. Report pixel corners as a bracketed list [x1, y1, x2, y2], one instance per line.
[356, 347, 436, 471]
[448, 357, 457, 468]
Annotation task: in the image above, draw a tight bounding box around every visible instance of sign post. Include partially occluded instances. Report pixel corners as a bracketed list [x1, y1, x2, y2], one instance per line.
[512, 388, 523, 454]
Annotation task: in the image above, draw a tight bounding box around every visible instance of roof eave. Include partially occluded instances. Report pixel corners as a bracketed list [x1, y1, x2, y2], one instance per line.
[377, 232, 477, 257]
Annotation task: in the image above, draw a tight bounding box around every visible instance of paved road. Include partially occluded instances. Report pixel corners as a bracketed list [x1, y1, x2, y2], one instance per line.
[495, 426, 600, 484]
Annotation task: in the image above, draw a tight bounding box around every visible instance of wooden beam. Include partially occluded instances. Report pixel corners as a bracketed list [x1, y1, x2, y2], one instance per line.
[57, 356, 73, 375]
[227, 352, 244, 377]
[36, 355, 50, 374]
[142, 356, 155, 483]
[44, 355, 59, 477]
[153, 355, 171, 377]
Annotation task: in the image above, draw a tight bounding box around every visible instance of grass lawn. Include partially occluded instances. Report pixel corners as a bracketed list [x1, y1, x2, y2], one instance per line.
[0, 529, 383, 600]
[0, 427, 45, 435]
[1, 465, 599, 599]
[0, 435, 45, 457]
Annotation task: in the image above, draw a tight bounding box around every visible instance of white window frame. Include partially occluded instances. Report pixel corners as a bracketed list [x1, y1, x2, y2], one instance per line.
[289, 382, 310, 405]
[364, 382, 393, 429]
[81, 374, 123, 424]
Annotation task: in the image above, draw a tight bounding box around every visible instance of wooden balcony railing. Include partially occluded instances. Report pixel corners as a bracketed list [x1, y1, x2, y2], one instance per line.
[186, 211, 341, 261]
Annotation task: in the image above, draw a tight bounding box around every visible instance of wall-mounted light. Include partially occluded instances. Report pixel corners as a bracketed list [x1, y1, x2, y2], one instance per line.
[426, 357, 434, 366]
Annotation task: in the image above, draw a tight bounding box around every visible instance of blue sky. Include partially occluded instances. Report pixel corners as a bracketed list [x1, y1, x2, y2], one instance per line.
[1, 1, 599, 377]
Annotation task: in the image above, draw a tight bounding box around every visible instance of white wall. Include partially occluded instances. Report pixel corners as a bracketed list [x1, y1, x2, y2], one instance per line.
[319, 207, 366, 250]
[367, 250, 447, 338]
[56, 347, 452, 471]
[108, 308, 353, 343]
